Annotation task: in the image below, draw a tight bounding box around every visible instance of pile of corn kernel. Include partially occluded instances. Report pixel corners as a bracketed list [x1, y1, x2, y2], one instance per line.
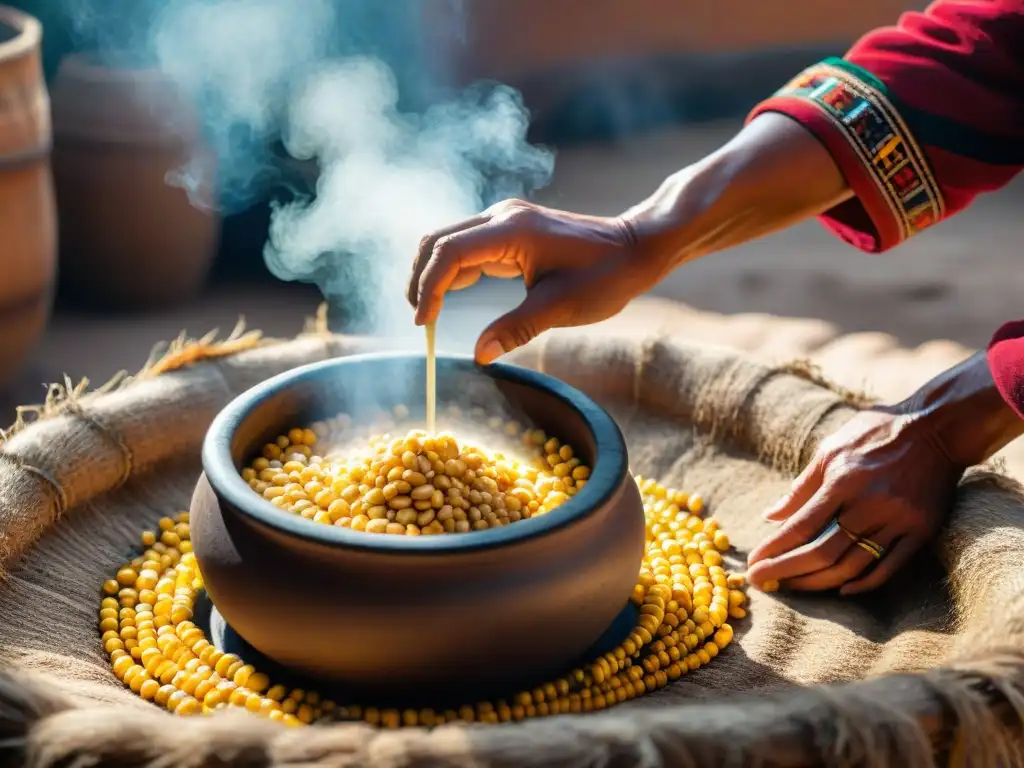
[240, 408, 591, 535]
[100, 473, 747, 726]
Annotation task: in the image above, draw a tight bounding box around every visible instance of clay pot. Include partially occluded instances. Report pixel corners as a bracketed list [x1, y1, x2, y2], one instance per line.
[191, 353, 645, 700]
[50, 54, 219, 311]
[0, 7, 56, 389]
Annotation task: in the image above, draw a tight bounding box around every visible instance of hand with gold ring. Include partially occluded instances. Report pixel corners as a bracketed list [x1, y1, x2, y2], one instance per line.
[744, 405, 961, 595]
[745, 344, 1024, 594]
[836, 521, 885, 559]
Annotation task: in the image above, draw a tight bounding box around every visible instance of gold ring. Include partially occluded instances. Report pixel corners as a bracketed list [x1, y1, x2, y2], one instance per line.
[860, 535, 883, 553]
[854, 540, 883, 559]
[837, 522, 884, 559]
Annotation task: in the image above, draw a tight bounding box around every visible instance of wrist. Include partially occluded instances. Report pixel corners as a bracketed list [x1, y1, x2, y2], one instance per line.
[618, 162, 707, 279]
[897, 352, 1024, 469]
[619, 113, 852, 278]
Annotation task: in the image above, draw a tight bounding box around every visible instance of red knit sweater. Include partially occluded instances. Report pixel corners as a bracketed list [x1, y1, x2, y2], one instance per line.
[748, 0, 1024, 416]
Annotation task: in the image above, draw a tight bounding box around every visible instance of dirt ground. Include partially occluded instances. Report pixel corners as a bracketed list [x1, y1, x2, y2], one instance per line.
[3, 119, 1021, 420]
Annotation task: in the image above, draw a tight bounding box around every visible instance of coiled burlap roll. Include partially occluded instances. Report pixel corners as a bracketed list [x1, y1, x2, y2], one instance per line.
[0, 318, 1022, 768]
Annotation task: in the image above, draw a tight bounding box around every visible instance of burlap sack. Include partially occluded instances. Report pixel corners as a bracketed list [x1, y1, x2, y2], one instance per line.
[599, 298, 1024, 478]
[1, 318, 1023, 768]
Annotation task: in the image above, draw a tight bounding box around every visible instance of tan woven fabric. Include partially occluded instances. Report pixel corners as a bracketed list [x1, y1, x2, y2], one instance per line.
[601, 298, 1024, 479]
[1, 320, 1023, 768]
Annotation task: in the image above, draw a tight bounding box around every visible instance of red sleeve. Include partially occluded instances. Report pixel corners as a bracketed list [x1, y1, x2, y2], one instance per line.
[746, 0, 1024, 253]
[988, 321, 1024, 419]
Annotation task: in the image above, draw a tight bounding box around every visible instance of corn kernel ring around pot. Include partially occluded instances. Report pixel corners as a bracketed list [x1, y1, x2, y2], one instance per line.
[190, 353, 646, 698]
[101, 471, 744, 726]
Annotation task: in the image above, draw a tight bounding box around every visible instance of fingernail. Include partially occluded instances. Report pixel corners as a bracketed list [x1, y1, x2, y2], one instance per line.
[477, 338, 506, 364]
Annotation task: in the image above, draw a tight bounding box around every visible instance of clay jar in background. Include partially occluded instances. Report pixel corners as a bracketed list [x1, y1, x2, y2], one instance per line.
[50, 54, 220, 311]
[0, 7, 57, 389]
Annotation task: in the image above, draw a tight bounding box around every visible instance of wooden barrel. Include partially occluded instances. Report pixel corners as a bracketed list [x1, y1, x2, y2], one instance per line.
[50, 54, 220, 311]
[0, 7, 56, 389]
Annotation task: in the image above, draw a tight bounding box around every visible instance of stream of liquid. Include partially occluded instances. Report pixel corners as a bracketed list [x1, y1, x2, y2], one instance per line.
[425, 321, 436, 434]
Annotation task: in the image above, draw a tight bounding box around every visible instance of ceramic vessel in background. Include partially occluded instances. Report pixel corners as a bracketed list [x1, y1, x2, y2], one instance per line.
[190, 353, 646, 700]
[50, 54, 220, 311]
[0, 6, 56, 389]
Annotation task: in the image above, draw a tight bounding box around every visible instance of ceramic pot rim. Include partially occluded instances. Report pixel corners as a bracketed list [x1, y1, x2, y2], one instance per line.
[202, 351, 629, 555]
[0, 7, 40, 65]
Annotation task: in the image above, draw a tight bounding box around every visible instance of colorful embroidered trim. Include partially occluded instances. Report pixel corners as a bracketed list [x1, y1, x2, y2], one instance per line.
[775, 59, 945, 242]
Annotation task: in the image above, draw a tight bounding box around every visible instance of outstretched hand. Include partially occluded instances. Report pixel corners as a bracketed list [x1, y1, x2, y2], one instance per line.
[745, 408, 961, 595]
[406, 200, 664, 364]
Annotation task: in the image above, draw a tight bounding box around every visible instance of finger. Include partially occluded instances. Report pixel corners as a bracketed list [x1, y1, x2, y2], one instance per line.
[481, 261, 524, 279]
[747, 483, 843, 566]
[745, 520, 850, 586]
[407, 213, 491, 308]
[763, 458, 825, 522]
[415, 220, 517, 326]
[474, 276, 577, 364]
[449, 266, 483, 292]
[784, 524, 895, 591]
[839, 536, 920, 595]
[451, 259, 523, 291]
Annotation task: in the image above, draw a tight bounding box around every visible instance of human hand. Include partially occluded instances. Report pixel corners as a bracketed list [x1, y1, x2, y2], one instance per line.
[406, 199, 665, 364]
[745, 407, 962, 595]
[406, 114, 855, 364]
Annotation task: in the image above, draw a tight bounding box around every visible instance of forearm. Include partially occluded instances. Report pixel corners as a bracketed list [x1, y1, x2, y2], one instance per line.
[622, 113, 852, 277]
[902, 351, 1024, 468]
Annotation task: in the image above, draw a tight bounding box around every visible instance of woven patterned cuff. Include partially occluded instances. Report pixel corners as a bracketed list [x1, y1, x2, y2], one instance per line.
[748, 57, 945, 253]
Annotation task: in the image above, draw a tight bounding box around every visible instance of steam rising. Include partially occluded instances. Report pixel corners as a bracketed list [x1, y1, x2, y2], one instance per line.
[72, 0, 555, 340]
[151, 0, 347, 216]
[267, 60, 553, 336]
